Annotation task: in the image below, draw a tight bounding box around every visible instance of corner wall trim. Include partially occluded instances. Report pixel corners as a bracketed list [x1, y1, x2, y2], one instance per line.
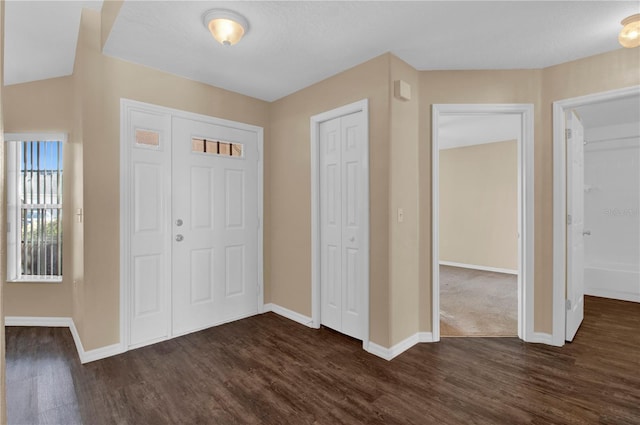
[366, 332, 435, 361]
[439, 261, 518, 275]
[528, 332, 556, 346]
[5, 316, 124, 364]
[263, 303, 315, 328]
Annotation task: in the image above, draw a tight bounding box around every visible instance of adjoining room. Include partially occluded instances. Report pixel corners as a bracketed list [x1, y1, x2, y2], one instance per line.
[437, 113, 522, 337]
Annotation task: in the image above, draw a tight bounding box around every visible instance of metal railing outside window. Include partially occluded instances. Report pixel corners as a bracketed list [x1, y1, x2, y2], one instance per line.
[19, 140, 63, 278]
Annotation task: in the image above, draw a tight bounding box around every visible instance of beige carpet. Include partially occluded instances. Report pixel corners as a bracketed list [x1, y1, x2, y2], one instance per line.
[440, 265, 517, 337]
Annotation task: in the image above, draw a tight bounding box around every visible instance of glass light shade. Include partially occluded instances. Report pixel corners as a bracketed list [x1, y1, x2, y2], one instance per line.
[619, 14, 640, 48]
[203, 10, 249, 47]
[208, 18, 245, 46]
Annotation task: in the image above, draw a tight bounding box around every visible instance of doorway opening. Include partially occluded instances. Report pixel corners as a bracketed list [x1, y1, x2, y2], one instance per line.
[310, 99, 370, 351]
[552, 85, 640, 346]
[437, 115, 520, 336]
[432, 104, 534, 342]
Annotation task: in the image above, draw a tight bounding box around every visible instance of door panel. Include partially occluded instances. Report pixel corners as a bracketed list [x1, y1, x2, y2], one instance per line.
[128, 109, 172, 347]
[319, 112, 366, 340]
[320, 117, 342, 331]
[172, 117, 258, 335]
[340, 112, 365, 339]
[566, 110, 585, 342]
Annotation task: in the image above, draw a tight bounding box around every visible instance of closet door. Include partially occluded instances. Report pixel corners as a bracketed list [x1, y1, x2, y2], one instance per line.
[319, 112, 366, 340]
[171, 117, 259, 336]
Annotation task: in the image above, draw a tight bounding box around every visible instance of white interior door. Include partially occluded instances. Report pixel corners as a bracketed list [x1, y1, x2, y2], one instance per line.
[127, 109, 172, 347]
[319, 112, 366, 340]
[566, 110, 585, 341]
[171, 117, 259, 336]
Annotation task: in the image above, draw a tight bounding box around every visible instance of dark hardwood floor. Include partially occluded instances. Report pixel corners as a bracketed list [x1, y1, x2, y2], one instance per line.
[6, 296, 640, 425]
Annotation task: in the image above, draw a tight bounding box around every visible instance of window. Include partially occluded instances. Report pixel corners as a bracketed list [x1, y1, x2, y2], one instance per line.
[6, 134, 65, 282]
[191, 137, 243, 157]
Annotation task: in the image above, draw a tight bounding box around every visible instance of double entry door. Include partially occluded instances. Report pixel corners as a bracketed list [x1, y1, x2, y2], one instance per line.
[124, 102, 261, 348]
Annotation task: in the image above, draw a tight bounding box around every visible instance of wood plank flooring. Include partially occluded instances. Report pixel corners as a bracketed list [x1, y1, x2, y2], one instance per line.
[6, 296, 640, 425]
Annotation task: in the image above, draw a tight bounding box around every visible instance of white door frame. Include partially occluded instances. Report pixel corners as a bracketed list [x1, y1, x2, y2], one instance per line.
[310, 99, 370, 351]
[551, 85, 640, 347]
[432, 104, 535, 342]
[120, 98, 264, 352]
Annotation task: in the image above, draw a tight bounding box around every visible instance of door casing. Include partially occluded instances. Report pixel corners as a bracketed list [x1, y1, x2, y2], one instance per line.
[551, 85, 640, 346]
[432, 103, 535, 343]
[119, 98, 264, 352]
[310, 99, 370, 352]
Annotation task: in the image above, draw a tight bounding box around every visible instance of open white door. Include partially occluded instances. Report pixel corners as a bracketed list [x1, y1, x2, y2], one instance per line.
[565, 110, 585, 342]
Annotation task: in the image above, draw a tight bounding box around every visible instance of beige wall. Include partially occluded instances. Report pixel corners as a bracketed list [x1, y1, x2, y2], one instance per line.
[418, 50, 639, 335]
[270, 54, 392, 346]
[388, 56, 420, 344]
[100, 0, 123, 49]
[418, 69, 543, 332]
[75, 9, 270, 350]
[2, 77, 76, 317]
[439, 140, 518, 271]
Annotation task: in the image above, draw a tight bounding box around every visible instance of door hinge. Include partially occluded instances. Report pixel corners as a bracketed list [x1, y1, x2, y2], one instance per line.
[565, 128, 572, 139]
[567, 214, 572, 225]
[566, 299, 572, 310]
[256, 148, 260, 162]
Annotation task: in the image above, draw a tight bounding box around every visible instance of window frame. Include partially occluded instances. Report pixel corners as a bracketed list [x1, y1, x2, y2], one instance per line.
[5, 132, 66, 283]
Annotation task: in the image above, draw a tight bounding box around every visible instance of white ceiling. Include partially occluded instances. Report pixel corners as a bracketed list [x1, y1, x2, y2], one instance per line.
[4, 0, 103, 86]
[438, 114, 521, 150]
[4, 1, 640, 101]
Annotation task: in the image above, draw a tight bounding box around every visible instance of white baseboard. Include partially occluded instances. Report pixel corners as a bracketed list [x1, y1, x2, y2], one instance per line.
[68, 320, 124, 364]
[585, 267, 639, 303]
[5, 316, 73, 327]
[585, 288, 639, 303]
[263, 303, 315, 328]
[367, 331, 435, 361]
[5, 316, 123, 364]
[528, 331, 555, 346]
[439, 261, 518, 275]
[418, 332, 434, 343]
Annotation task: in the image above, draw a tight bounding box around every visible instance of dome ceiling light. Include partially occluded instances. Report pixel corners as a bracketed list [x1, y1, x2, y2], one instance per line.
[203, 9, 249, 46]
[619, 14, 640, 48]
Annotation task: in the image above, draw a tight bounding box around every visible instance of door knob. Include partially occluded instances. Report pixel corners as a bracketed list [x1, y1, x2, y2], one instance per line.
[583, 230, 591, 236]
[175, 234, 184, 242]
[175, 219, 183, 226]
[349, 236, 355, 242]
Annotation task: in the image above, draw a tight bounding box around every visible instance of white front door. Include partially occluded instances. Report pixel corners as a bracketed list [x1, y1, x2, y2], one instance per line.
[566, 110, 585, 341]
[123, 100, 261, 349]
[319, 112, 366, 340]
[171, 117, 259, 336]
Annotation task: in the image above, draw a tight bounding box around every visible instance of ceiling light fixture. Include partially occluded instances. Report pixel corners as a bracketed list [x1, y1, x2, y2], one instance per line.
[203, 9, 249, 47]
[619, 13, 640, 48]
